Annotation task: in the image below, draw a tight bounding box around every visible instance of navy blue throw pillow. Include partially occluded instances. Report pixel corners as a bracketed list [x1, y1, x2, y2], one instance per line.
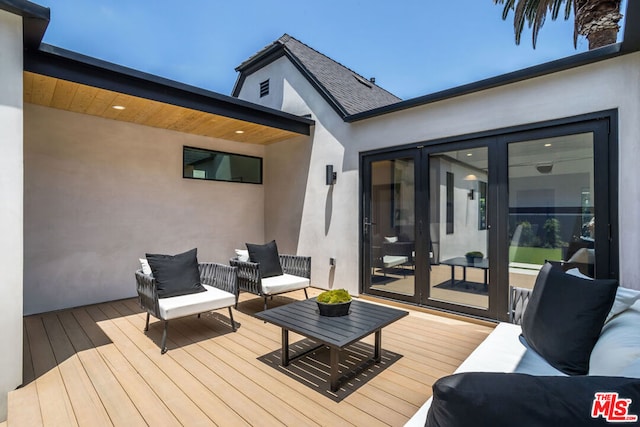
[426, 372, 640, 427]
[145, 248, 205, 298]
[521, 263, 618, 375]
[246, 240, 283, 278]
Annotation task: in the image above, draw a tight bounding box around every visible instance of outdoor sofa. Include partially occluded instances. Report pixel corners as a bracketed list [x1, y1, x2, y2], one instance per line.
[407, 263, 640, 426]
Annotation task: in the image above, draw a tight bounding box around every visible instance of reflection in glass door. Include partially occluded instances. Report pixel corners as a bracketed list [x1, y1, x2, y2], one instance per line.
[428, 147, 489, 310]
[508, 133, 595, 294]
[364, 156, 416, 301]
[361, 115, 614, 321]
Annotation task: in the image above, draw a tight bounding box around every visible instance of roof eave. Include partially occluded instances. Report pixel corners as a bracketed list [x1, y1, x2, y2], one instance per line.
[620, 0, 640, 53]
[280, 45, 350, 119]
[0, 0, 50, 49]
[231, 44, 286, 97]
[25, 43, 313, 135]
[345, 43, 626, 123]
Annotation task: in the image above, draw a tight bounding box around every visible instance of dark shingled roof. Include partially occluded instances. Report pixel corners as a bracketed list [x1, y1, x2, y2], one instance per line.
[233, 34, 401, 118]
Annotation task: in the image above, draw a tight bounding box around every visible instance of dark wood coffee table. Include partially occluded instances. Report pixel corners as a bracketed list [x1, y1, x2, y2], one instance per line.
[255, 298, 408, 391]
[441, 256, 489, 290]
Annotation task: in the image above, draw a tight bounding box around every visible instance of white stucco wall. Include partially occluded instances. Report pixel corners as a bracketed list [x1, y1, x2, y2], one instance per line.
[238, 57, 359, 293]
[238, 51, 640, 294]
[23, 104, 268, 314]
[0, 9, 24, 421]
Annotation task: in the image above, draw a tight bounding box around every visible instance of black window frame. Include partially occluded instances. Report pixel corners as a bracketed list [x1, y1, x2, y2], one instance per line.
[182, 146, 263, 185]
[360, 109, 618, 322]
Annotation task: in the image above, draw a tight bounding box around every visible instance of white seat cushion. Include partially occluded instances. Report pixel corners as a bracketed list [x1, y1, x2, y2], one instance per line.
[382, 255, 408, 268]
[158, 284, 236, 320]
[261, 273, 309, 295]
[455, 322, 566, 376]
[589, 301, 640, 377]
[404, 322, 565, 427]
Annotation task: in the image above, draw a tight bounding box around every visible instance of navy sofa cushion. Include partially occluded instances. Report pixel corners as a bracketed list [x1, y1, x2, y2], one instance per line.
[426, 372, 640, 427]
[521, 263, 618, 375]
[146, 248, 205, 298]
[246, 240, 283, 278]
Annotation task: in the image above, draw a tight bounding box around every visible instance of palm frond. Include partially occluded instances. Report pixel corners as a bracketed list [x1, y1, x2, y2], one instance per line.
[498, 0, 572, 48]
[564, 0, 573, 20]
[494, 0, 516, 20]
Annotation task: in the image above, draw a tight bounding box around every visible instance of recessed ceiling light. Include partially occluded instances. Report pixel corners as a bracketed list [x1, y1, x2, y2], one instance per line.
[544, 143, 552, 147]
[466, 153, 473, 157]
[235, 130, 245, 134]
[112, 105, 126, 110]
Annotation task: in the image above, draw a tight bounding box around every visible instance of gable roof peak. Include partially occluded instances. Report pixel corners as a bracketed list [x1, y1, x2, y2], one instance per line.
[234, 33, 401, 118]
[278, 33, 293, 44]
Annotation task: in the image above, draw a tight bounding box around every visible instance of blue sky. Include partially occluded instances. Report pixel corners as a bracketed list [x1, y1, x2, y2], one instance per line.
[36, 0, 627, 100]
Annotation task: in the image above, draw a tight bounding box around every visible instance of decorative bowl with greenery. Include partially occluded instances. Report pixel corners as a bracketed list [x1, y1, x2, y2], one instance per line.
[465, 251, 484, 264]
[316, 289, 352, 317]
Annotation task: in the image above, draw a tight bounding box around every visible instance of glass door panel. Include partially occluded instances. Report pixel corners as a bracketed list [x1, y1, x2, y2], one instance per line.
[428, 147, 489, 310]
[508, 133, 595, 295]
[364, 156, 416, 300]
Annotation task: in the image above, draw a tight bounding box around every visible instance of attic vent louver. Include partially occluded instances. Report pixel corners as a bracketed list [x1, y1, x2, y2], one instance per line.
[260, 79, 270, 97]
[353, 74, 372, 88]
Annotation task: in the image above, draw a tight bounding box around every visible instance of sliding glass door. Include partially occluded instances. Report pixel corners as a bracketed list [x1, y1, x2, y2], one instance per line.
[503, 119, 615, 319]
[427, 146, 492, 313]
[507, 134, 595, 289]
[361, 113, 616, 321]
[362, 150, 421, 304]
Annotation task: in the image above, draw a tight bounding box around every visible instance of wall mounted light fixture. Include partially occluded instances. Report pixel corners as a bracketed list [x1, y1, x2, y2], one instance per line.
[536, 163, 553, 174]
[326, 164, 337, 185]
[464, 173, 477, 200]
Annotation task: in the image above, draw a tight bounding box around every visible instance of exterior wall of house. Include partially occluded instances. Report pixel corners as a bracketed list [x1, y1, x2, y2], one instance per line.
[237, 51, 640, 295]
[23, 104, 268, 315]
[347, 53, 640, 289]
[0, 9, 24, 421]
[237, 57, 360, 292]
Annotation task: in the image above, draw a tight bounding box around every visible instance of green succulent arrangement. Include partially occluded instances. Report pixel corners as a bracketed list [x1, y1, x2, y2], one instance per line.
[465, 251, 484, 258]
[317, 289, 352, 304]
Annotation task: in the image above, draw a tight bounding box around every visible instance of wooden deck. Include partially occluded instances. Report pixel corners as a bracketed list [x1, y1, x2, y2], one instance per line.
[9, 289, 493, 426]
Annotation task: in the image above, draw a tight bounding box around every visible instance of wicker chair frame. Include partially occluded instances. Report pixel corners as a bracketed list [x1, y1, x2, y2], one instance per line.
[509, 285, 532, 325]
[230, 254, 311, 310]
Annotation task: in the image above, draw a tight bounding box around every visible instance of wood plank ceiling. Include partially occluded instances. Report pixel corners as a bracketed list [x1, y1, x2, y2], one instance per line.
[23, 71, 301, 145]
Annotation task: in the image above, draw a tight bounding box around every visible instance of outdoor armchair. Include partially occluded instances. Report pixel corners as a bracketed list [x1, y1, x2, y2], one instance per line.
[230, 253, 311, 311]
[135, 262, 238, 354]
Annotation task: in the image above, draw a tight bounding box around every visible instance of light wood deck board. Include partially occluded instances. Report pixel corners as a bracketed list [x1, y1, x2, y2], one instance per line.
[40, 313, 112, 427]
[23, 316, 78, 427]
[11, 290, 493, 426]
[55, 309, 147, 427]
[69, 308, 181, 426]
[106, 301, 286, 427]
[6, 382, 42, 427]
[87, 304, 221, 427]
[206, 303, 395, 426]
